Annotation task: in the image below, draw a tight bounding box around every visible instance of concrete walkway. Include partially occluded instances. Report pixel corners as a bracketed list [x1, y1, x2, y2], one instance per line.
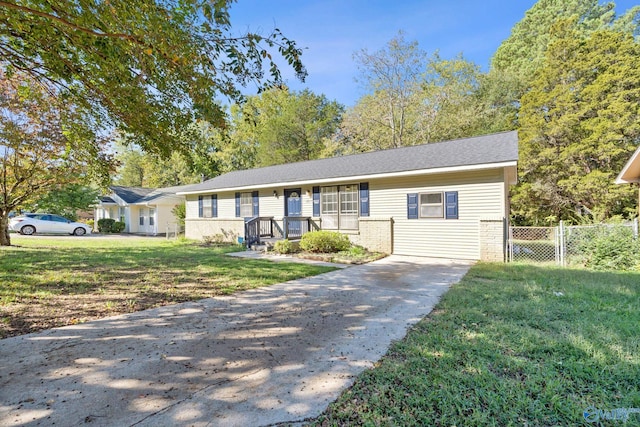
[0, 255, 472, 427]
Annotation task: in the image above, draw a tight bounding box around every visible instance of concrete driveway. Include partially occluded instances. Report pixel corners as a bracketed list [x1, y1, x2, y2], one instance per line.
[0, 255, 472, 427]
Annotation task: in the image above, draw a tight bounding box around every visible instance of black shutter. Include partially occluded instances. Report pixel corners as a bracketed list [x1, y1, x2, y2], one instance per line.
[312, 186, 320, 217]
[252, 191, 259, 216]
[212, 194, 218, 218]
[445, 191, 458, 219]
[198, 195, 203, 218]
[359, 182, 369, 217]
[235, 192, 240, 217]
[407, 193, 418, 219]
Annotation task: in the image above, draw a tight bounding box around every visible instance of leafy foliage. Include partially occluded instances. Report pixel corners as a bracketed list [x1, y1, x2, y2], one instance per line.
[97, 218, 116, 233]
[114, 144, 202, 187]
[576, 226, 640, 271]
[172, 203, 186, 227]
[512, 23, 640, 224]
[300, 231, 351, 253]
[273, 239, 297, 254]
[0, 71, 109, 245]
[26, 184, 99, 221]
[0, 0, 306, 158]
[339, 36, 517, 154]
[235, 87, 344, 166]
[491, 0, 625, 82]
[349, 32, 426, 149]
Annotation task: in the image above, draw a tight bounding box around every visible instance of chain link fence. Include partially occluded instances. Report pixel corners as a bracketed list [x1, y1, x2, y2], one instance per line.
[508, 226, 558, 264]
[508, 219, 639, 267]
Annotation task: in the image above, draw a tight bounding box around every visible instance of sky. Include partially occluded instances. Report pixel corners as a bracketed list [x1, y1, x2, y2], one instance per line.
[227, 0, 639, 107]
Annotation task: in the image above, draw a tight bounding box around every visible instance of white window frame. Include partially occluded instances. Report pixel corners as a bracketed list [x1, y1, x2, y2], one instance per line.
[240, 192, 253, 217]
[419, 192, 444, 218]
[320, 186, 339, 229]
[320, 184, 359, 230]
[202, 196, 213, 218]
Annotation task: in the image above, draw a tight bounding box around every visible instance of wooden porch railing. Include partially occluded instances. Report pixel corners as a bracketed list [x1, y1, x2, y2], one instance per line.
[283, 217, 320, 240]
[244, 217, 261, 247]
[244, 216, 319, 246]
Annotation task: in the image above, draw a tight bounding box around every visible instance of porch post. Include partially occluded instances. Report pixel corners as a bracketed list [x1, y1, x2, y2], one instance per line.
[283, 217, 288, 239]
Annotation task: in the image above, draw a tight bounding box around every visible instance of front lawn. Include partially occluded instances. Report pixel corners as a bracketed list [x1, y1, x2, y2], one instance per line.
[314, 263, 640, 426]
[0, 236, 335, 338]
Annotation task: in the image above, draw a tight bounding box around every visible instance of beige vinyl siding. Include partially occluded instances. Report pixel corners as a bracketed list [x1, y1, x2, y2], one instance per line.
[156, 204, 177, 232]
[369, 169, 506, 259]
[186, 188, 316, 220]
[185, 195, 200, 219]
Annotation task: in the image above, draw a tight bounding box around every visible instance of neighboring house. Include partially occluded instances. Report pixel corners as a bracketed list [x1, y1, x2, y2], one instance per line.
[178, 131, 519, 261]
[95, 185, 187, 235]
[615, 145, 640, 215]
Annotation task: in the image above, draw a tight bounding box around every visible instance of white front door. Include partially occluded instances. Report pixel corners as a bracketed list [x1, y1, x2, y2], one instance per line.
[138, 207, 157, 235]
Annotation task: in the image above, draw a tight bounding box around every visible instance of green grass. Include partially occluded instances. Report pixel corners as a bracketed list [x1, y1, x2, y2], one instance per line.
[0, 235, 336, 338]
[314, 263, 640, 426]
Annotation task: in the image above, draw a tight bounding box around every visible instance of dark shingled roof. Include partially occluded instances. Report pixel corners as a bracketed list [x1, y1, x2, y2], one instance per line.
[109, 184, 192, 204]
[180, 131, 518, 193]
[100, 196, 116, 204]
[110, 186, 155, 204]
[135, 184, 193, 204]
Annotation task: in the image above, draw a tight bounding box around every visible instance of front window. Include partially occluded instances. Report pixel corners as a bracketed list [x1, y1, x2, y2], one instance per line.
[321, 185, 359, 230]
[149, 208, 155, 226]
[202, 196, 212, 218]
[320, 186, 338, 229]
[420, 192, 443, 218]
[339, 184, 359, 230]
[119, 207, 126, 223]
[240, 192, 253, 217]
[139, 209, 145, 226]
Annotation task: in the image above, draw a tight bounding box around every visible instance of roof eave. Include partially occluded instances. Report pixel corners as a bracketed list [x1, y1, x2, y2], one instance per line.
[616, 146, 640, 184]
[177, 160, 518, 195]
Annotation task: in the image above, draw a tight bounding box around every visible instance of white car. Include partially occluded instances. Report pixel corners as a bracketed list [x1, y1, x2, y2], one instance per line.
[9, 213, 92, 236]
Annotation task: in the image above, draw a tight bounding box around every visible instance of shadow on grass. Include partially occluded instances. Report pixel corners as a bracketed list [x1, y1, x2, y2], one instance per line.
[314, 263, 640, 426]
[0, 241, 335, 338]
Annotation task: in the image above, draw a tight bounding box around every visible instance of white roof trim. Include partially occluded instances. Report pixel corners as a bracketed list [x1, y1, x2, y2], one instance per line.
[616, 146, 640, 184]
[178, 161, 518, 195]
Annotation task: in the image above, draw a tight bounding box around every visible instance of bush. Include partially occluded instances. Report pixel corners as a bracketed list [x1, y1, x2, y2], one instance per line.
[97, 218, 125, 233]
[274, 239, 296, 254]
[300, 231, 351, 253]
[85, 219, 94, 230]
[581, 226, 640, 271]
[172, 203, 186, 227]
[97, 218, 115, 233]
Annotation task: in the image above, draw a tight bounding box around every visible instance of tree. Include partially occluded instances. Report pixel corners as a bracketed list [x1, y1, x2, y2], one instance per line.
[350, 32, 427, 149]
[512, 23, 640, 224]
[492, 0, 618, 82]
[114, 146, 146, 187]
[114, 144, 202, 187]
[236, 88, 343, 166]
[0, 71, 108, 245]
[0, 0, 306, 159]
[26, 184, 99, 221]
[339, 49, 517, 154]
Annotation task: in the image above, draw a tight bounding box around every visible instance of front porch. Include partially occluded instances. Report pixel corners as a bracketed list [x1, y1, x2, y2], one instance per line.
[244, 216, 321, 249]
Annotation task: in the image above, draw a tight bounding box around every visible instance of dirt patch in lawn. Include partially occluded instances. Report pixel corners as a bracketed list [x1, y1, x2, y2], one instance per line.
[0, 240, 335, 339]
[1, 271, 242, 338]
